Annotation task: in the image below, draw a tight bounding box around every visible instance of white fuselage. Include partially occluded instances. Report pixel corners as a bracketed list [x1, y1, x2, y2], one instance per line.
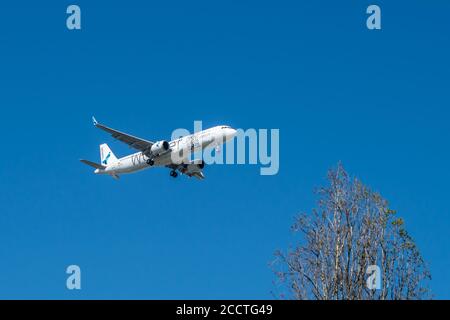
[95, 126, 236, 176]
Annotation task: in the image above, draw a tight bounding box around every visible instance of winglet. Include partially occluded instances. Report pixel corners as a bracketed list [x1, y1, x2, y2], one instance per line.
[92, 116, 98, 126]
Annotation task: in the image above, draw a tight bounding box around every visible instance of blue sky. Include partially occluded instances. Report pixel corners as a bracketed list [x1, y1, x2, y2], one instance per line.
[0, 1, 449, 299]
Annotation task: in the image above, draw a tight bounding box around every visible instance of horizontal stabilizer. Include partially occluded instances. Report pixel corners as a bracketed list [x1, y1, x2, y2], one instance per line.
[80, 159, 106, 170]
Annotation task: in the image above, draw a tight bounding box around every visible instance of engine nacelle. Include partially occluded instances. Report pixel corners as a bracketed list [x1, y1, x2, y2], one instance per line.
[150, 140, 169, 155]
[181, 160, 205, 175]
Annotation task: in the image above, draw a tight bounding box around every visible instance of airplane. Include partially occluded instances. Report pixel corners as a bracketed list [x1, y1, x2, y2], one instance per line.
[80, 117, 237, 180]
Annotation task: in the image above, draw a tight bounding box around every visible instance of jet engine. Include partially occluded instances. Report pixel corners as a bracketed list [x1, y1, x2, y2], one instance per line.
[150, 140, 169, 155]
[181, 160, 205, 174]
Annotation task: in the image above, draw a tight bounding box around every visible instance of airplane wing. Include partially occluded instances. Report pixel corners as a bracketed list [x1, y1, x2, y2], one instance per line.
[92, 117, 154, 154]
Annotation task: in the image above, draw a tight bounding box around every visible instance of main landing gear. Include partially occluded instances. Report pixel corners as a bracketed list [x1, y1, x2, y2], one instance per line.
[170, 170, 178, 178]
[146, 159, 154, 166]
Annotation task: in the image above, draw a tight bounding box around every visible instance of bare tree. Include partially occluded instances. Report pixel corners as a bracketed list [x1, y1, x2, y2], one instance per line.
[273, 163, 431, 300]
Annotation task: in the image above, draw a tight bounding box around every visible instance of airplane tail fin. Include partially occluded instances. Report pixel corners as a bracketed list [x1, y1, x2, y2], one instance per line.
[100, 143, 118, 166]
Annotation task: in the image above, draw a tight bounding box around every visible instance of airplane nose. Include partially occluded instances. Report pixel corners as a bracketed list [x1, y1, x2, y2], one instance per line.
[227, 128, 237, 139]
